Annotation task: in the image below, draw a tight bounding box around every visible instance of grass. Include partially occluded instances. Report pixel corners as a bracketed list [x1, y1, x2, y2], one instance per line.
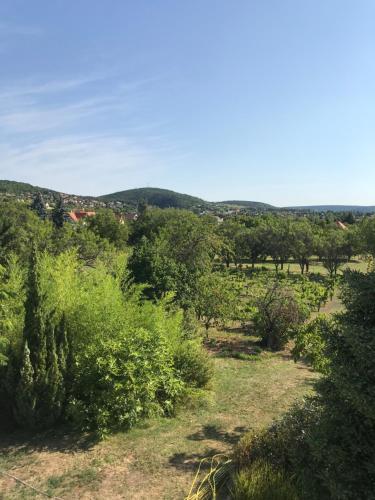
[0, 329, 318, 500]
[241, 257, 368, 275]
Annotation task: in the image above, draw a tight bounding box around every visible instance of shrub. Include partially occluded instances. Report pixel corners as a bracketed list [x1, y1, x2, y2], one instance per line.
[292, 315, 332, 373]
[173, 341, 213, 388]
[253, 282, 307, 350]
[68, 327, 184, 435]
[231, 460, 300, 500]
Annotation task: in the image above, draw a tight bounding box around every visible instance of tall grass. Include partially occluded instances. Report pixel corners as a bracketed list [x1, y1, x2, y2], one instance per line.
[231, 460, 299, 500]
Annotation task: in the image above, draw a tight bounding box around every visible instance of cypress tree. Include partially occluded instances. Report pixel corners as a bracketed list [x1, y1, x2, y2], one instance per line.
[40, 316, 63, 426]
[30, 192, 47, 220]
[14, 342, 36, 428]
[52, 195, 65, 229]
[23, 249, 46, 372]
[13, 251, 69, 429]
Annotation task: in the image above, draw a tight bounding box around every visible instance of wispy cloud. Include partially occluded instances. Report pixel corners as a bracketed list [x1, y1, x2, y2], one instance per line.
[0, 95, 124, 133]
[0, 74, 111, 102]
[0, 134, 170, 195]
[0, 73, 176, 194]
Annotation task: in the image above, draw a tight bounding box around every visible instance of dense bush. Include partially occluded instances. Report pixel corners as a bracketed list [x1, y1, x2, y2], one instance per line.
[0, 248, 214, 435]
[252, 282, 308, 350]
[292, 315, 333, 372]
[173, 341, 213, 388]
[68, 328, 183, 435]
[231, 460, 300, 500]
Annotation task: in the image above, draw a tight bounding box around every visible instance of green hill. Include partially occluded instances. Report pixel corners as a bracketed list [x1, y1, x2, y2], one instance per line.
[0, 180, 57, 195]
[100, 187, 208, 209]
[1, 180, 374, 213]
[218, 200, 275, 210]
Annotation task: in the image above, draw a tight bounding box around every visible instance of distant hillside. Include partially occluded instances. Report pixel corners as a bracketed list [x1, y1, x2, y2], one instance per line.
[1, 180, 374, 214]
[288, 205, 375, 213]
[100, 187, 208, 209]
[218, 200, 275, 210]
[0, 180, 57, 195]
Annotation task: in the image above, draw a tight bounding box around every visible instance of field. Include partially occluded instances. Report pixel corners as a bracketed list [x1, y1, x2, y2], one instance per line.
[250, 257, 368, 275]
[0, 328, 320, 500]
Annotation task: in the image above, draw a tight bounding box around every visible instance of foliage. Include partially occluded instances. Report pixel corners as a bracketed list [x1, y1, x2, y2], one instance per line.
[319, 228, 347, 277]
[290, 219, 315, 274]
[292, 315, 332, 372]
[194, 272, 239, 334]
[235, 270, 375, 499]
[234, 400, 323, 498]
[0, 257, 25, 366]
[0, 200, 52, 264]
[30, 192, 47, 220]
[52, 195, 65, 229]
[359, 216, 375, 256]
[11, 252, 70, 429]
[86, 209, 129, 248]
[129, 209, 219, 305]
[252, 281, 308, 350]
[173, 341, 213, 388]
[68, 327, 183, 435]
[231, 460, 300, 500]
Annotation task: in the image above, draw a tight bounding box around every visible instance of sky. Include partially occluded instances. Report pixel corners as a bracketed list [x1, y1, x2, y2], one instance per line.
[0, 0, 374, 206]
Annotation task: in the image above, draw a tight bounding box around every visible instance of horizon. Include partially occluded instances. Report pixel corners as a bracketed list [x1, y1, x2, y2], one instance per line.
[1, 1, 375, 205]
[2, 178, 375, 208]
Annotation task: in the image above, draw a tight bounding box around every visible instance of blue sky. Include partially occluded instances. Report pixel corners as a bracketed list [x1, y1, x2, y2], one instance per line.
[0, 1, 374, 205]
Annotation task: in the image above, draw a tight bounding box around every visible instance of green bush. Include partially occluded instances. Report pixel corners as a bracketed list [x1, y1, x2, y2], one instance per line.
[68, 327, 184, 435]
[292, 315, 332, 373]
[231, 460, 300, 500]
[234, 400, 325, 499]
[173, 341, 213, 388]
[253, 282, 307, 350]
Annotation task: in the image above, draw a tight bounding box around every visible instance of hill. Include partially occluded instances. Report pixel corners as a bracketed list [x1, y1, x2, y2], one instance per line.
[1, 180, 374, 213]
[218, 200, 275, 210]
[100, 187, 208, 209]
[0, 180, 57, 195]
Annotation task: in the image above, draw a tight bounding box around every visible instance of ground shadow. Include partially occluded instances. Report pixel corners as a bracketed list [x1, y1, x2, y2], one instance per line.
[205, 334, 262, 358]
[0, 425, 100, 458]
[187, 424, 248, 445]
[168, 448, 224, 472]
[168, 424, 248, 472]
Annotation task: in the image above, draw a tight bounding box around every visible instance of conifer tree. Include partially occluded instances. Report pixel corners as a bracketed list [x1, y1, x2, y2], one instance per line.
[41, 316, 63, 426]
[13, 251, 69, 429]
[30, 192, 47, 220]
[23, 249, 46, 372]
[14, 342, 36, 428]
[52, 195, 65, 229]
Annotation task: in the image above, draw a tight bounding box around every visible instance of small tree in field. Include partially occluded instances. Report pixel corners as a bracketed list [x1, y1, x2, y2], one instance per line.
[319, 229, 346, 277]
[194, 273, 237, 336]
[253, 282, 307, 350]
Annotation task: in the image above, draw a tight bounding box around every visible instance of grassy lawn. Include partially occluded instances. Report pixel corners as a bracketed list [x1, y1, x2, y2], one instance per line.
[249, 257, 368, 275]
[0, 327, 318, 500]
